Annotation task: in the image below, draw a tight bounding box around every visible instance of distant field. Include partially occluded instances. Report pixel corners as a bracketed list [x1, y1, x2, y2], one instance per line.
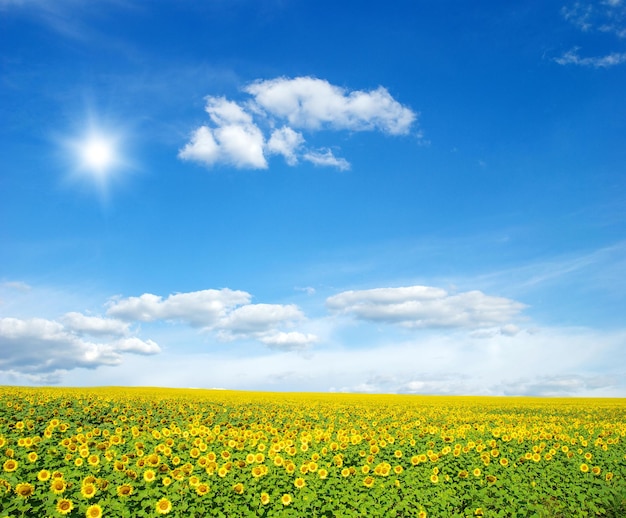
[0, 387, 625, 517]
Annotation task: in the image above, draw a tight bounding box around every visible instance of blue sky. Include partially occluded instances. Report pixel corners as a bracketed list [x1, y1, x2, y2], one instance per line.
[1, 0, 625, 396]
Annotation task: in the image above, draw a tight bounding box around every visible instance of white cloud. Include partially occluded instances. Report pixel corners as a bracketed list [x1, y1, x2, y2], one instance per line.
[113, 336, 160, 354]
[326, 285, 525, 329]
[266, 126, 304, 165]
[106, 289, 251, 327]
[180, 76, 417, 170]
[61, 312, 131, 337]
[179, 97, 267, 169]
[217, 303, 304, 335]
[259, 331, 318, 351]
[245, 76, 416, 135]
[302, 149, 350, 171]
[107, 289, 317, 350]
[555, 47, 626, 66]
[0, 317, 160, 378]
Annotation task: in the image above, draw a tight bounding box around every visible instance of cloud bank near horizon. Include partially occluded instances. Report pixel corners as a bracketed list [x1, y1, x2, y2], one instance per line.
[0, 281, 624, 396]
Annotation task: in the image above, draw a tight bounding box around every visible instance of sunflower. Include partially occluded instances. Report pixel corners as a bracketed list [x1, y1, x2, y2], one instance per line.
[233, 482, 244, 494]
[155, 497, 173, 515]
[430, 474, 439, 483]
[85, 504, 103, 518]
[592, 466, 601, 476]
[37, 469, 51, 481]
[363, 476, 375, 488]
[15, 482, 34, 498]
[144, 469, 156, 483]
[281, 493, 292, 506]
[580, 463, 589, 473]
[196, 483, 210, 496]
[51, 478, 67, 495]
[27, 452, 38, 462]
[88, 455, 100, 466]
[80, 483, 97, 498]
[2, 459, 17, 472]
[472, 468, 481, 477]
[294, 477, 306, 489]
[56, 498, 74, 515]
[260, 492, 270, 505]
[117, 484, 133, 497]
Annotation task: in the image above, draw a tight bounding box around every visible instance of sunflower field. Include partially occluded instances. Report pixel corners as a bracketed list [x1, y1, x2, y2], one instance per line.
[0, 387, 625, 517]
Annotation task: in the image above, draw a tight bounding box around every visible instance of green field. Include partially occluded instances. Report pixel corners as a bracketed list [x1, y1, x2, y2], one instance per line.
[1, 387, 625, 517]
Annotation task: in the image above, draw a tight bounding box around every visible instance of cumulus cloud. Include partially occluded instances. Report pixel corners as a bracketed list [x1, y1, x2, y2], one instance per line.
[106, 289, 251, 327]
[61, 312, 131, 337]
[0, 317, 160, 378]
[245, 77, 416, 134]
[178, 97, 267, 169]
[217, 303, 304, 335]
[326, 285, 525, 330]
[108, 289, 318, 350]
[180, 76, 417, 171]
[266, 127, 304, 165]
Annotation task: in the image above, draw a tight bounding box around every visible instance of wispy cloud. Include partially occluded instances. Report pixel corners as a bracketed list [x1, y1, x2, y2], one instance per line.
[554, 47, 626, 66]
[179, 76, 417, 171]
[302, 149, 350, 171]
[557, 1, 626, 66]
[562, 0, 626, 36]
[0, 0, 136, 41]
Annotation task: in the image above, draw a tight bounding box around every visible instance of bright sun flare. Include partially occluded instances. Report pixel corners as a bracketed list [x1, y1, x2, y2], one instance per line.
[79, 134, 118, 175]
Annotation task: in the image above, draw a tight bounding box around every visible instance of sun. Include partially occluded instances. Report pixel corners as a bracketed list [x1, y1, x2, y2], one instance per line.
[62, 117, 132, 199]
[76, 131, 121, 178]
[80, 134, 116, 173]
